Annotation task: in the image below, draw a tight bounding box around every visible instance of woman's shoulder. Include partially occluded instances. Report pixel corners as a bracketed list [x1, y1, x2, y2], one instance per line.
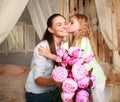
[37, 40, 49, 46]
[34, 40, 49, 50]
[40, 40, 48, 44]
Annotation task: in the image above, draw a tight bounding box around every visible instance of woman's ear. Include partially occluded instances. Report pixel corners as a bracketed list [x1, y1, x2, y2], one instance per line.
[48, 27, 53, 33]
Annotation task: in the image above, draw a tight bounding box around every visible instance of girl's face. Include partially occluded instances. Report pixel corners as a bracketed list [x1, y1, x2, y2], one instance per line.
[48, 16, 68, 38]
[68, 16, 82, 35]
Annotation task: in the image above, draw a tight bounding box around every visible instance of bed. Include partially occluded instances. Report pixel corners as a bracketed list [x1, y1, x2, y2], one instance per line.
[0, 64, 29, 102]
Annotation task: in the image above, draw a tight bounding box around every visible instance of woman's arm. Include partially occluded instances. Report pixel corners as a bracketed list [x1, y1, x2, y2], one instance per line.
[35, 77, 62, 87]
[33, 42, 56, 86]
[35, 77, 56, 86]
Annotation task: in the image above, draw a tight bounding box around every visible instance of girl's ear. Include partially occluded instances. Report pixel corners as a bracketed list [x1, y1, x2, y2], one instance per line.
[48, 27, 53, 33]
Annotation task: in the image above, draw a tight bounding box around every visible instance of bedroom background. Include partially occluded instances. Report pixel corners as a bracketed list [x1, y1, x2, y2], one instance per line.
[0, 0, 120, 102]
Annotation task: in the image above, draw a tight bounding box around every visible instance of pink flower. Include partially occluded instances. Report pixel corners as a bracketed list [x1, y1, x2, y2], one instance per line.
[63, 52, 69, 61]
[72, 63, 87, 81]
[68, 47, 82, 58]
[67, 57, 77, 66]
[57, 48, 65, 57]
[84, 55, 94, 63]
[61, 92, 75, 102]
[52, 66, 68, 82]
[62, 78, 78, 93]
[77, 76, 90, 89]
[68, 73, 73, 78]
[76, 57, 84, 64]
[90, 75, 96, 90]
[55, 55, 62, 62]
[61, 61, 68, 68]
[75, 90, 89, 102]
[52, 47, 96, 102]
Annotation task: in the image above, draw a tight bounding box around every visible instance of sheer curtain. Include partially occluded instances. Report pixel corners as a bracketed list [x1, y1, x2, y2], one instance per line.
[95, 0, 120, 101]
[28, 0, 59, 39]
[0, 0, 29, 44]
[27, 0, 69, 39]
[114, 0, 120, 29]
[7, 23, 25, 51]
[95, 0, 120, 70]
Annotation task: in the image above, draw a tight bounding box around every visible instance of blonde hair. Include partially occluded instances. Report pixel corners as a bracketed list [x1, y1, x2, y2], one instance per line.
[72, 14, 99, 61]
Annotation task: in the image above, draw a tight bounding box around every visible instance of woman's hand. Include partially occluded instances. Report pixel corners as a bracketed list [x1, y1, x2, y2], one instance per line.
[39, 46, 56, 60]
[55, 82, 62, 88]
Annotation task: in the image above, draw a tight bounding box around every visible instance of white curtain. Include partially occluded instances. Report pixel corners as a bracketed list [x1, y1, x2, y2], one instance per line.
[27, 0, 69, 39]
[95, 0, 120, 70]
[7, 23, 25, 51]
[95, 0, 120, 101]
[114, 0, 120, 29]
[0, 0, 29, 44]
[27, 0, 59, 39]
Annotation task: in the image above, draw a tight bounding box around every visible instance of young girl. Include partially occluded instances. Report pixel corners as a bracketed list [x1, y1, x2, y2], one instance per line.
[25, 14, 68, 102]
[67, 13, 106, 102]
[39, 13, 107, 102]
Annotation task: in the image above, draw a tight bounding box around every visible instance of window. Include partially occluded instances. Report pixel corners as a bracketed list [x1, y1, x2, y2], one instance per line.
[0, 22, 36, 53]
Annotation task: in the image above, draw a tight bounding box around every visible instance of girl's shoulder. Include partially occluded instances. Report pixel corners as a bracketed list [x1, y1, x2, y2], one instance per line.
[82, 37, 89, 41]
[80, 37, 89, 44]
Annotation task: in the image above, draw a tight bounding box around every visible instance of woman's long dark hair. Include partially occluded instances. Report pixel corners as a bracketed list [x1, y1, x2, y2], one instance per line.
[42, 14, 65, 55]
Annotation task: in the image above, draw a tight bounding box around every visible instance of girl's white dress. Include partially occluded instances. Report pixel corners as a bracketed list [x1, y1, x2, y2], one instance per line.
[74, 37, 106, 102]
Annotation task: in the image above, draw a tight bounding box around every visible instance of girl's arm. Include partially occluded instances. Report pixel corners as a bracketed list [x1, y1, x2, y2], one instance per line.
[39, 46, 56, 60]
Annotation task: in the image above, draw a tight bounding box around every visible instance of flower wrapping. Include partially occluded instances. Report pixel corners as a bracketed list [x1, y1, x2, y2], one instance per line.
[52, 47, 96, 102]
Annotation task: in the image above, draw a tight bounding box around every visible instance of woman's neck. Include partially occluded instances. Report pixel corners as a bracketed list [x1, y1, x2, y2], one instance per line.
[54, 37, 63, 48]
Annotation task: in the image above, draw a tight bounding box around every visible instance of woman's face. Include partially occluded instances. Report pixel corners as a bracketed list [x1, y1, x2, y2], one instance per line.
[48, 16, 68, 38]
[67, 16, 81, 35]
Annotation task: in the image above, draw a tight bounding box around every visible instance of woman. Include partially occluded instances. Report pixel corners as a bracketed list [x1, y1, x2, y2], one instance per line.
[25, 13, 68, 102]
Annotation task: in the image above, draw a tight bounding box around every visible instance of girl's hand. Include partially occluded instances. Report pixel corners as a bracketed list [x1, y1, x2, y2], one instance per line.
[39, 46, 56, 60]
[39, 46, 50, 57]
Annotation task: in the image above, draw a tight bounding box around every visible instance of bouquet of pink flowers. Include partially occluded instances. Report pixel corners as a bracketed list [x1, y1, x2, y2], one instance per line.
[52, 47, 96, 102]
